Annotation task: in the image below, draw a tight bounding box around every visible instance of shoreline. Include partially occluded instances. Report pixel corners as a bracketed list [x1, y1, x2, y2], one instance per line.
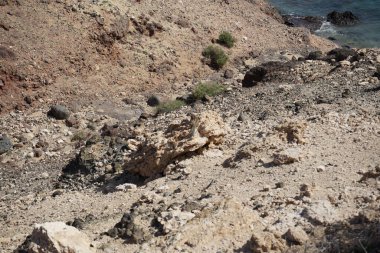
[266, 0, 380, 49]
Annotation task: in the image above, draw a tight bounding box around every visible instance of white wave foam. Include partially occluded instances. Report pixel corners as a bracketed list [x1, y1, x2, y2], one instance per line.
[316, 21, 337, 35]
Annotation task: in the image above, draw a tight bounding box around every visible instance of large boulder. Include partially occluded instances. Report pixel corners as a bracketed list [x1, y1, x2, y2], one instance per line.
[242, 66, 267, 87]
[327, 11, 359, 26]
[327, 48, 357, 61]
[27, 222, 95, 253]
[124, 111, 227, 177]
[242, 61, 298, 87]
[48, 105, 71, 120]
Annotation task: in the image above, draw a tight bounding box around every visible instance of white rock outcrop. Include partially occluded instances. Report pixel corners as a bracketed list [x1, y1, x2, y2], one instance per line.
[124, 111, 227, 177]
[28, 222, 95, 253]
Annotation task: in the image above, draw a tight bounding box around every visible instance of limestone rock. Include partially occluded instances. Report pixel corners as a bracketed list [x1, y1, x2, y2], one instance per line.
[115, 183, 137, 192]
[250, 231, 286, 253]
[283, 227, 309, 245]
[275, 120, 307, 144]
[157, 209, 196, 234]
[339, 60, 351, 67]
[28, 222, 95, 253]
[302, 200, 339, 225]
[272, 148, 301, 165]
[124, 111, 227, 177]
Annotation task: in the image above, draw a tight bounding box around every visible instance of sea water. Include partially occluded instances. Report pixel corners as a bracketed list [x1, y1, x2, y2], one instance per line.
[268, 0, 380, 48]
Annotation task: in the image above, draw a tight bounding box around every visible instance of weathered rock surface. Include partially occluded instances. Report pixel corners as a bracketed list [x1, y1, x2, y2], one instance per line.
[275, 121, 307, 144]
[0, 134, 12, 155]
[272, 148, 301, 165]
[27, 222, 95, 253]
[117, 197, 263, 253]
[250, 231, 286, 253]
[124, 111, 227, 177]
[283, 227, 309, 245]
[302, 201, 340, 225]
[48, 105, 71, 120]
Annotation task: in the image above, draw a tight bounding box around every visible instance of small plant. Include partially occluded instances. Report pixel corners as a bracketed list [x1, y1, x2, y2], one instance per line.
[202, 46, 228, 70]
[192, 82, 226, 100]
[157, 99, 186, 113]
[217, 31, 235, 48]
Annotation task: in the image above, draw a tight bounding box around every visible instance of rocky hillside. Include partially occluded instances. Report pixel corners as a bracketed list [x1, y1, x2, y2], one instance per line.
[0, 0, 380, 253]
[0, 0, 334, 114]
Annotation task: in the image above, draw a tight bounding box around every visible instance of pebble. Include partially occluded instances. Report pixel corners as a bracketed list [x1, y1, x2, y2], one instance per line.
[183, 167, 192, 175]
[115, 183, 137, 192]
[316, 165, 325, 172]
[41, 172, 49, 179]
[339, 60, 351, 67]
[275, 182, 285, 188]
[262, 185, 271, 192]
[34, 148, 44, 157]
[105, 164, 113, 173]
[284, 227, 309, 245]
[237, 112, 247, 122]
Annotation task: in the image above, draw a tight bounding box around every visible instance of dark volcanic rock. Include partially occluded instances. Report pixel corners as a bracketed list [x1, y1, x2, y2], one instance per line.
[306, 51, 324, 60]
[242, 67, 267, 87]
[48, 105, 71, 120]
[0, 135, 12, 155]
[242, 61, 299, 87]
[327, 11, 359, 26]
[327, 48, 357, 61]
[283, 15, 324, 32]
[147, 95, 161, 107]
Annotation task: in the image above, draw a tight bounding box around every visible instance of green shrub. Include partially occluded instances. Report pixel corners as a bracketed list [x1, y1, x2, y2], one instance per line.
[157, 100, 186, 113]
[192, 82, 226, 100]
[202, 46, 228, 70]
[217, 31, 235, 48]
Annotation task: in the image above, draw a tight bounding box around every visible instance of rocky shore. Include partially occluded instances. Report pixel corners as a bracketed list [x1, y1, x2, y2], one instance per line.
[0, 0, 379, 252]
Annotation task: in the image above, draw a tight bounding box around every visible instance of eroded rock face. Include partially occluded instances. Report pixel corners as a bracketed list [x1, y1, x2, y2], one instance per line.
[124, 111, 227, 177]
[275, 120, 307, 144]
[27, 222, 95, 253]
[250, 231, 286, 253]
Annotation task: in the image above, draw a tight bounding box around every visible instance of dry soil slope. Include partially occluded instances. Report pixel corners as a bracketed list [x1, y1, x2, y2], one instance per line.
[0, 0, 335, 113]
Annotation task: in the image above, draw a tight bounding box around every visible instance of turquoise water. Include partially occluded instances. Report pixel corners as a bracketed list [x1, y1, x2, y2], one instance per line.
[268, 0, 380, 48]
